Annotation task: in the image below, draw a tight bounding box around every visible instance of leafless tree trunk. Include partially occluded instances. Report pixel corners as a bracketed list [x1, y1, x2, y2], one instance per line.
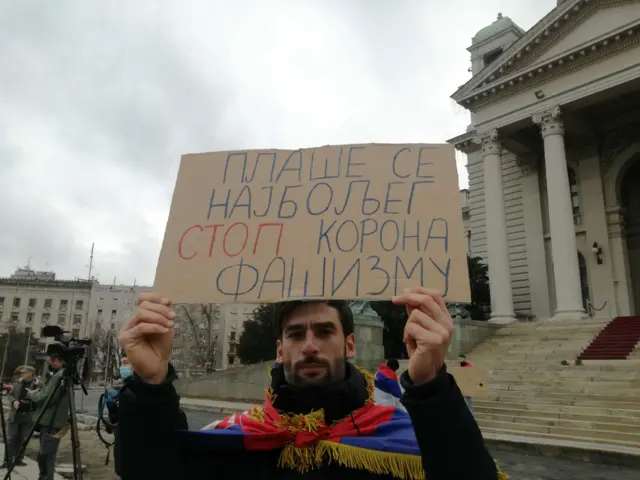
[179, 304, 221, 373]
[90, 327, 122, 384]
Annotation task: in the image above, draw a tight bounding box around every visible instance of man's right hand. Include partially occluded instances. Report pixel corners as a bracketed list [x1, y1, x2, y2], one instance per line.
[12, 400, 19, 409]
[120, 293, 175, 384]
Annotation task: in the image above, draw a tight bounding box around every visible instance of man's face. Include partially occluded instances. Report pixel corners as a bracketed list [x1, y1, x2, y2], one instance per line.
[276, 303, 356, 387]
[48, 357, 62, 370]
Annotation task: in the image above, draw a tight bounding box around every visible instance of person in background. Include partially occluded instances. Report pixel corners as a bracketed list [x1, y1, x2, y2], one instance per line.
[2, 366, 39, 468]
[113, 357, 134, 480]
[459, 354, 474, 415]
[27, 355, 69, 480]
[373, 358, 404, 409]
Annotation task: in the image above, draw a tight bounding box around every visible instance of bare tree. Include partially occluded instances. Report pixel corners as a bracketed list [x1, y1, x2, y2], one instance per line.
[90, 326, 122, 385]
[177, 303, 221, 373]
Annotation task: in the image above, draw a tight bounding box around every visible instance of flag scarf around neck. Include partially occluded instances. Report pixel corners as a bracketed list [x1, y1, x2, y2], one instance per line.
[177, 368, 509, 480]
[178, 369, 423, 479]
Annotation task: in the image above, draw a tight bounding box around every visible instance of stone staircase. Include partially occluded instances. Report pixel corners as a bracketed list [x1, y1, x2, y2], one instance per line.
[465, 318, 640, 452]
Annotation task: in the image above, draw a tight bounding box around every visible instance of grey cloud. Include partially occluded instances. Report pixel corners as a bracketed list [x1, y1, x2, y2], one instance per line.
[0, 0, 558, 285]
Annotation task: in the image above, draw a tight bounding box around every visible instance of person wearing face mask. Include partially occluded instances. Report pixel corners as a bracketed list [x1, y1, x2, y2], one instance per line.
[111, 357, 133, 480]
[26, 355, 69, 480]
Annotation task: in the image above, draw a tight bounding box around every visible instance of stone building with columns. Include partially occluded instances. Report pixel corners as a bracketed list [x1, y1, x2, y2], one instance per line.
[448, 0, 640, 323]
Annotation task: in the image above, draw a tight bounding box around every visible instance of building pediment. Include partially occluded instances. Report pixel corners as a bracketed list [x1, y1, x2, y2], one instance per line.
[452, 0, 640, 111]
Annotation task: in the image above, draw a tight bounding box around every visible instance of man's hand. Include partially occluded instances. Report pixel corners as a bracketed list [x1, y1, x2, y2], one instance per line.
[392, 287, 454, 385]
[120, 293, 175, 385]
[12, 400, 19, 409]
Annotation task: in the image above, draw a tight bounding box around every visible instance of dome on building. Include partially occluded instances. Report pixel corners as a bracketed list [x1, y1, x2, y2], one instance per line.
[472, 13, 519, 44]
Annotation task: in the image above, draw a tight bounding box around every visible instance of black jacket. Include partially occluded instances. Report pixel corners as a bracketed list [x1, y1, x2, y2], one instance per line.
[118, 363, 499, 479]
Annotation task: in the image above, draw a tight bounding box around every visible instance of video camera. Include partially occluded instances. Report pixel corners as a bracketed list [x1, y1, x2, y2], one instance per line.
[42, 325, 93, 362]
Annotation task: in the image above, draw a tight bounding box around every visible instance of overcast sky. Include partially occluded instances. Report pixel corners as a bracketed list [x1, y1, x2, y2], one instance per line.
[0, 0, 557, 286]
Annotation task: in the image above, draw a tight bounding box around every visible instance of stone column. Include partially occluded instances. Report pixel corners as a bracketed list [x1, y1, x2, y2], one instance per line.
[352, 313, 385, 372]
[520, 160, 551, 320]
[532, 107, 585, 319]
[480, 130, 516, 323]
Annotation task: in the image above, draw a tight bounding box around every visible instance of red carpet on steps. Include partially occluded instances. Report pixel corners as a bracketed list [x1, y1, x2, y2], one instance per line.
[578, 316, 640, 360]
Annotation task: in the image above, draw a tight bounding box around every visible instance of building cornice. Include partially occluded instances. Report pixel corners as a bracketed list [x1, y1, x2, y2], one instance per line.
[447, 130, 481, 154]
[452, 0, 640, 111]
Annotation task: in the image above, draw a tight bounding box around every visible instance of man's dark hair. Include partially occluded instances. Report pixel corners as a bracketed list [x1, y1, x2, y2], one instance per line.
[274, 300, 354, 337]
[386, 358, 400, 371]
[459, 354, 467, 359]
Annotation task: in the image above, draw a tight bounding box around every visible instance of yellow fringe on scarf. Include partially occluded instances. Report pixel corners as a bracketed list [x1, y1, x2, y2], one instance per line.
[255, 366, 510, 479]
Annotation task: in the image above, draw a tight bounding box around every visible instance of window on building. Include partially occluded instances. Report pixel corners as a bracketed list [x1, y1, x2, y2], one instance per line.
[229, 344, 236, 354]
[227, 355, 235, 365]
[98, 297, 104, 306]
[0, 297, 4, 308]
[73, 315, 82, 326]
[172, 347, 182, 356]
[60, 300, 68, 311]
[111, 310, 117, 320]
[58, 314, 66, 325]
[230, 331, 236, 341]
[26, 312, 34, 324]
[568, 167, 581, 225]
[25, 327, 31, 338]
[75, 300, 84, 310]
[44, 298, 52, 309]
[110, 323, 116, 330]
[10, 313, 19, 323]
[0, 312, 3, 322]
[113, 298, 119, 306]
[13, 298, 21, 308]
[28, 298, 36, 308]
[72, 328, 80, 337]
[96, 321, 102, 330]
[42, 313, 50, 324]
[97, 308, 103, 318]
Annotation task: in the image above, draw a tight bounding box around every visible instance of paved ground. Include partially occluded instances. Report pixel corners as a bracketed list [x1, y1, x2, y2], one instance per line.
[490, 446, 639, 480]
[4, 417, 638, 479]
[0, 442, 65, 479]
[68, 391, 640, 479]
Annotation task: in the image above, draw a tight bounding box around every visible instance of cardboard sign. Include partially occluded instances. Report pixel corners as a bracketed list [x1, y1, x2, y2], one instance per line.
[449, 366, 488, 398]
[154, 144, 470, 304]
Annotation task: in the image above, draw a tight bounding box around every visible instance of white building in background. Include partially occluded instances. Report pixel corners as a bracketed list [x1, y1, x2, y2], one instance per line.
[449, 0, 640, 322]
[0, 267, 93, 338]
[219, 303, 255, 368]
[87, 283, 153, 336]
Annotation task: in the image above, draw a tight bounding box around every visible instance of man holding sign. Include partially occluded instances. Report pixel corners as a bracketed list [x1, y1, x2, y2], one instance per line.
[116, 144, 505, 479]
[118, 289, 503, 479]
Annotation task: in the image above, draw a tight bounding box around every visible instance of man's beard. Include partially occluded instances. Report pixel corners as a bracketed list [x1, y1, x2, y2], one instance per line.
[283, 355, 347, 387]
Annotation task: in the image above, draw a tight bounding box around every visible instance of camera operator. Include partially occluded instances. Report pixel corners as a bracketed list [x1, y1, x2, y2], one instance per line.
[1, 366, 39, 468]
[26, 354, 70, 480]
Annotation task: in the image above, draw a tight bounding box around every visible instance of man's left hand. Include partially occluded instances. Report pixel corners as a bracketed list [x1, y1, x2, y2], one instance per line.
[392, 287, 454, 385]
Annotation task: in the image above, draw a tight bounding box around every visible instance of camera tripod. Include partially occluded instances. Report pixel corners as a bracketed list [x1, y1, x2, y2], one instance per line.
[0, 391, 9, 469]
[3, 362, 87, 480]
